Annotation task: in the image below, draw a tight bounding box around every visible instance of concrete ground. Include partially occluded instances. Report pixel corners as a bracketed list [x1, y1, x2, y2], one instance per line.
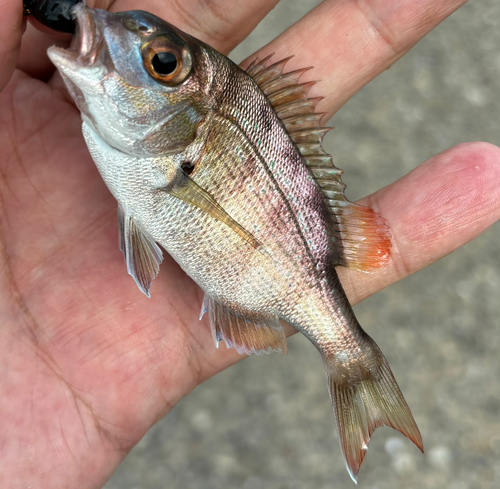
[104, 1, 500, 488]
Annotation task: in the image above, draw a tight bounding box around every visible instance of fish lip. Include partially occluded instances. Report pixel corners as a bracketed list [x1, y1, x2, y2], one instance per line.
[72, 4, 103, 63]
[48, 5, 102, 65]
[72, 4, 94, 59]
[46, 6, 107, 120]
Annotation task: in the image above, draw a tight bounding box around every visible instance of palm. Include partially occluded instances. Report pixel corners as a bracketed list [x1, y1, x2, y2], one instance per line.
[1, 0, 499, 487]
[0, 69, 218, 482]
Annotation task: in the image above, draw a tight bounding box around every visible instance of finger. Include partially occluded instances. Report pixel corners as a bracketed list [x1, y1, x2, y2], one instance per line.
[242, 0, 468, 118]
[0, 0, 25, 92]
[189, 142, 500, 391]
[104, 0, 281, 54]
[339, 142, 500, 304]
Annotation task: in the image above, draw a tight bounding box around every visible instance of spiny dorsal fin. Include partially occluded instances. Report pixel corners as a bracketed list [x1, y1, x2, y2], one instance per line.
[200, 295, 287, 356]
[246, 53, 281, 79]
[247, 56, 391, 271]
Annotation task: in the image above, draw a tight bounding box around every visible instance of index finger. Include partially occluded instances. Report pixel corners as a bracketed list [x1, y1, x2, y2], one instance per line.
[242, 0, 468, 118]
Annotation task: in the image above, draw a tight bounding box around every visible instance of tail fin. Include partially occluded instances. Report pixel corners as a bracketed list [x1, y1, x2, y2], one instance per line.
[325, 334, 423, 483]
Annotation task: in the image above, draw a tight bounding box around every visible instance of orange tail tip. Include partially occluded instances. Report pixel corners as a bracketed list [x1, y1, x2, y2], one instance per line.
[325, 336, 423, 483]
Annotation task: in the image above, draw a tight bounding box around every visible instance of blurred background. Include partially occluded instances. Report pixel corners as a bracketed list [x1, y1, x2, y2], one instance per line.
[105, 1, 500, 488]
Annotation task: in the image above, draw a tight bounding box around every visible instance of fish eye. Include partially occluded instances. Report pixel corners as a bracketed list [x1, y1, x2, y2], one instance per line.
[142, 36, 192, 86]
[152, 51, 177, 75]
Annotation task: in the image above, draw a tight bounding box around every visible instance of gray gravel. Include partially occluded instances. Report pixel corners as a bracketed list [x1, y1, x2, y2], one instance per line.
[104, 1, 500, 488]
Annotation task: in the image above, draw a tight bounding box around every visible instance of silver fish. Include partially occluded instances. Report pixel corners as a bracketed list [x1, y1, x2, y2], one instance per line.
[48, 5, 423, 481]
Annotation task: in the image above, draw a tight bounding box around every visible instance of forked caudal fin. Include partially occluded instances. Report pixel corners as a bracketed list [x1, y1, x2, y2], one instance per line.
[324, 334, 423, 483]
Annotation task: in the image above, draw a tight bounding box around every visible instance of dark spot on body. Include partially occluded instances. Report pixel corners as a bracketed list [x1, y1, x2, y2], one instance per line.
[181, 161, 195, 176]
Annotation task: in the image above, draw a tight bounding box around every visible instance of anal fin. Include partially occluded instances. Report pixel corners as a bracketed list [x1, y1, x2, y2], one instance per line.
[201, 296, 287, 355]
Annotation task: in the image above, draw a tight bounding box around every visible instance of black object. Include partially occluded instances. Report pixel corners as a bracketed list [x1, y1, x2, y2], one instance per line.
[23, 0, 83, 34]
[181, 161, 195, 176]
[152, 52, 178, 76]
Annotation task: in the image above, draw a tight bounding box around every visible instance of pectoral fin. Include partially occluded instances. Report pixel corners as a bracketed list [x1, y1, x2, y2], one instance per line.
[164, 174, 262, 250]
[118, 205, 163, 297]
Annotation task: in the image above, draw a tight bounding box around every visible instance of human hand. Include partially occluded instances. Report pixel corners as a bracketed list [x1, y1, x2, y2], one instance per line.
[1, 1, 499, 488]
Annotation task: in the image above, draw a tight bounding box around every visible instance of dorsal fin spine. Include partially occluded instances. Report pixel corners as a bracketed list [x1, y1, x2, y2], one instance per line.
[310, 167, 343, 178]
[296, 143, 325, 156]
[283, 113, 325, 134]
[275, 98, 324, 119]
[267, 81, 317, 106]
[252, 55, 293, 84]
[289, 127, 331, 145]
[247, 55, 392, 271]
[302, 155, 331, 167]
[247, 53, 275, 78]
[261, 67, 312, 94]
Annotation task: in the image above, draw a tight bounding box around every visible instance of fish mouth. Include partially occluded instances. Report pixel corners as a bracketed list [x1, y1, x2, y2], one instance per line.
[47, 5, 108, 122]
[48, 5, 104, 67]
[72, 4, 100, 61]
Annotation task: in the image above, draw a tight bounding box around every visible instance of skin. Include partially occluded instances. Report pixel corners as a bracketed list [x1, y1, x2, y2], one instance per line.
[0, 0, 499, 487]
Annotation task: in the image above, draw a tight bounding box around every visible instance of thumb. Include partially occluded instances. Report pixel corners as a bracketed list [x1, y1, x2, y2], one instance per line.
[0, 0, 25, 92]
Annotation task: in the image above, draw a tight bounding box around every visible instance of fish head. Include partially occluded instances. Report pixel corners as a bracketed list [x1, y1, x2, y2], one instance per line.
[48, 5, 211, 157]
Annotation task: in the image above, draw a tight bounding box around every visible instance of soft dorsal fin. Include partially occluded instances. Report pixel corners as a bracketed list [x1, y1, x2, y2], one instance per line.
[200, 295, 287, 355]
[247, 57, 391, 271]
[118, 205, 163, 297]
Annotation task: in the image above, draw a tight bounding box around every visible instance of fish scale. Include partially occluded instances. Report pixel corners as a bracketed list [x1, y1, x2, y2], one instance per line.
[214, 67, 332, 268]
[48, 5, 423, 482]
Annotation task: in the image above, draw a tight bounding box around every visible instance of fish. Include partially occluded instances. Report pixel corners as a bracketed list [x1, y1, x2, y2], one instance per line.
[47, 5, 423, 482]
